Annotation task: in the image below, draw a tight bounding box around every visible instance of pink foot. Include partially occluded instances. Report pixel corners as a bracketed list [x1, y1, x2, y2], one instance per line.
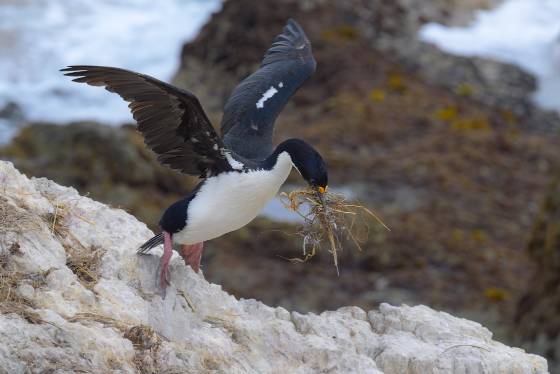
[180, 242, 204, 273]
[157, 231, 173, 297]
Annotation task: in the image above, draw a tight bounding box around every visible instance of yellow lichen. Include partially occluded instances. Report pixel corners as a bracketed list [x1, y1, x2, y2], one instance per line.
[370, 89, 386, 102]
[434, 106, 458, 122]
[484, 287, 508, 302]
[387, 73, 406, 92]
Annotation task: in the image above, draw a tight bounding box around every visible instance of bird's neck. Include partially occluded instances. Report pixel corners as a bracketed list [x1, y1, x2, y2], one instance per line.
[255, 150, 293, 195]
[263, 139, 302, 169]
[258, 143, 296, 174]
[261, 145, 294, 172]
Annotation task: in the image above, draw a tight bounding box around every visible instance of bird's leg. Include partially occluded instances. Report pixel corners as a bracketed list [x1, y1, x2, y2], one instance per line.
[180, 242, 204, 273]
[157, 231, 173, 296]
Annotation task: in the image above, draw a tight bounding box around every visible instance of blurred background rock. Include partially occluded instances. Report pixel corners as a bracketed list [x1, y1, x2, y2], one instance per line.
[1, 0, 559, 369]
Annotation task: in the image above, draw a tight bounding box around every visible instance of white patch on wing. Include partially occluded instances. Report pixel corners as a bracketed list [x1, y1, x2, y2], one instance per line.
[173, 152, 293, 244]
[223, 151, 244, 170]
[278, 82, 284, 88]
[256, 86, 278, 109]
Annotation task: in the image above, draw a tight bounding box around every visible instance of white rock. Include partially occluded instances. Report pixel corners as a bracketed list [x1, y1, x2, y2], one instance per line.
[0, 161, 549, 373]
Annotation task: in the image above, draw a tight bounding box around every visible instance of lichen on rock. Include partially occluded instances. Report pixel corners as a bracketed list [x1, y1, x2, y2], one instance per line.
[0, 160, 548, 373]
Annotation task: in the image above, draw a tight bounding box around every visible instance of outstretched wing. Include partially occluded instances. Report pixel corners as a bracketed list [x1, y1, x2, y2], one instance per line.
[61, 65, 237, 177]
[220, 19, 316, 161]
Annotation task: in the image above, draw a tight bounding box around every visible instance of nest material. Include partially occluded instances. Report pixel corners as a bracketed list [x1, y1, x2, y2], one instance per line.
[65, 245, 106, 289]
[280, 188, 389, 274]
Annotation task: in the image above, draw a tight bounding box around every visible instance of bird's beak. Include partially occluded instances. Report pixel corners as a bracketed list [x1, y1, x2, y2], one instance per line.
[317, 186, 327, 194]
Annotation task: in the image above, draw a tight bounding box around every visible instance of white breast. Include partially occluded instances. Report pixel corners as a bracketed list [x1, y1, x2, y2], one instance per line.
[173, 152, 293, 245]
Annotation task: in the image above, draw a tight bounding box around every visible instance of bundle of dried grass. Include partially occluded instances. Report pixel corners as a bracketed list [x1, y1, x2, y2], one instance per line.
[65, 245, 106, 289]
[280, 187, 389, 274]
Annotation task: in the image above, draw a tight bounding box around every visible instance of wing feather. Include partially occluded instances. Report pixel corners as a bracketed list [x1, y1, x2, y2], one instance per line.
[62, 65, 235, 177]
[220, 19, 316, 161]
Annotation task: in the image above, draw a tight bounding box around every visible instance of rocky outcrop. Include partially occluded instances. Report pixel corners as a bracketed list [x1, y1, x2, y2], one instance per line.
[0, 161, 548, 373]
[338, 0, 557, 131]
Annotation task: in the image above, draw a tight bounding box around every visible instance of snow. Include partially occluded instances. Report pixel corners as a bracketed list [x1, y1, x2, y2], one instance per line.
[419, 0, 560, 112]
[0, 0, 221, 125]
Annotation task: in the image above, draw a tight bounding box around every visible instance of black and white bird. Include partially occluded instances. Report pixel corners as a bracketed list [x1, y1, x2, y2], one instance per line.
[62, 19, 327, 294]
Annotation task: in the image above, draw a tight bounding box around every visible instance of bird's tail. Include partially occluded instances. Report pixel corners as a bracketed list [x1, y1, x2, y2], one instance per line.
[138, 233, 164, 254]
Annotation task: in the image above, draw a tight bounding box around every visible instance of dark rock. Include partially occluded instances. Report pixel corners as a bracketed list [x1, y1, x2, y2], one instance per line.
[391, 41, 538, 115]
[515, 172, 560, 371]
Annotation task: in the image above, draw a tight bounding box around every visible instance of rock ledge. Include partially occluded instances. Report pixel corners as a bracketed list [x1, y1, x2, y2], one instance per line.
[0, 161, 547, 373]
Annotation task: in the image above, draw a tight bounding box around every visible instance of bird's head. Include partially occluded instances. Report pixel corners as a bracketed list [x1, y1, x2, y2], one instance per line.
[277, 138, 328, 194]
